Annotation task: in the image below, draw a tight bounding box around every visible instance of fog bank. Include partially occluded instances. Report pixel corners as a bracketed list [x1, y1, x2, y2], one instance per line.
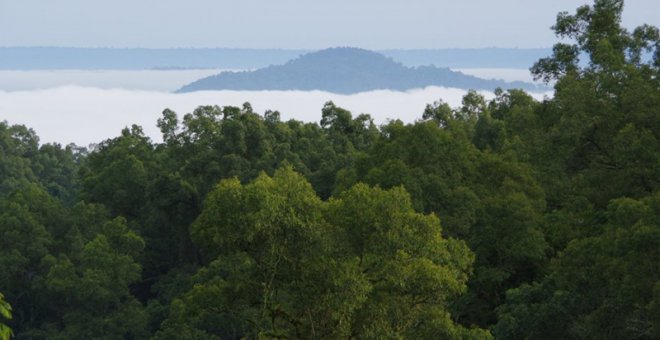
[0, 86, 551, 146]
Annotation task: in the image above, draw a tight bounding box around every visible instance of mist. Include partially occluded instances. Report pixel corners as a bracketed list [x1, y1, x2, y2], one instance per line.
[0, 86, 551, 146]
[0, 69, 226, 92]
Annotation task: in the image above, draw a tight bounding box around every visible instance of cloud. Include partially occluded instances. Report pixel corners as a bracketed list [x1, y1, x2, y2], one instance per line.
[0, 69, 228, 92]
[0, 86, 551, 146]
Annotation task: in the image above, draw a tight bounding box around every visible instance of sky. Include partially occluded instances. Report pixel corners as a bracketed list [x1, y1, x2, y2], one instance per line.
[1, 0, 658, 49]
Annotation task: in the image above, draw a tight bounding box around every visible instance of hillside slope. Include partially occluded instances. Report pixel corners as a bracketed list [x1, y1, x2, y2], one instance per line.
[177, 47, 543, 94]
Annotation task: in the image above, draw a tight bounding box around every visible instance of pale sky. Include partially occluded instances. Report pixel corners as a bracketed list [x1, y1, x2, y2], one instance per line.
[1, 0, 658, 49]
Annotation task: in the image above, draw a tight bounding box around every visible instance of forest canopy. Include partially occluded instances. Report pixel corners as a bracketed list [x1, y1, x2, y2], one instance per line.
[0, 0, 658, 338]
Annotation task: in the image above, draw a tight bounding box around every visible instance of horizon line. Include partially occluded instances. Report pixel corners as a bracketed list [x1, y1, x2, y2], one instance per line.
[0, 46, 554, 51]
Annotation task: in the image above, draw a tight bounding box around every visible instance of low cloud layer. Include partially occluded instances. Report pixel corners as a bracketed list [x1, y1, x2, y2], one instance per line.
[0, 86, 551, 146]
[0, 69, 225, 92]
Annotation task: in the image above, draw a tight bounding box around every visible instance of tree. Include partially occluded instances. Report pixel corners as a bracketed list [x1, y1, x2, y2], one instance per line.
[159, 167, 356, 338]
[422, 99, 453, 127]
[0, 292, 11, 340]
[327, 183, 489, 339]
[531, 0, 658, 83]
[494, 194, 660, 339]
[492, 1, 660, 338]
[80, 125, 154, 219]
[0, 184, 56, 333]
[0, 122, 39, 197]
[529, 0, 659, 207]
[158, 167, 490, 339]
[37, 205, 148, 339]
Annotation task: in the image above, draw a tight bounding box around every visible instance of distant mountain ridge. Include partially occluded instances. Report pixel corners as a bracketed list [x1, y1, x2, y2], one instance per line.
[0, 47, 551, 70]
[177, 47, 544, 94]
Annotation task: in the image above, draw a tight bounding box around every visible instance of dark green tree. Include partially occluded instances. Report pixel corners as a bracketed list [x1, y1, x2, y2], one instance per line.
[495, 194, 660, 339]
[493, 1, 660, 338]
[530, 0, 659, 207]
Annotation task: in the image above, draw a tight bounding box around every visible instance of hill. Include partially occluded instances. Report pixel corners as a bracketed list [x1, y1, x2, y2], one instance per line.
[176, 48, 544, 94]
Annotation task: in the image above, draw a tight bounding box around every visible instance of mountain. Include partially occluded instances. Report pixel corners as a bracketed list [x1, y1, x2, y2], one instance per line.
[382, 48, 551, 68]
[0, 47, 307, 70]
[177, 47, 544, 94]
[0, 47, 551, 70]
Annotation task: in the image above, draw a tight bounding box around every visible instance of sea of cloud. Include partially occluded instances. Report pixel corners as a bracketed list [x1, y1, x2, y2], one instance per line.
[0, 86, 551, 146]
[454, 68, 537, 83]
[0, 68, 551, 146]
[0, 69, 227, 92]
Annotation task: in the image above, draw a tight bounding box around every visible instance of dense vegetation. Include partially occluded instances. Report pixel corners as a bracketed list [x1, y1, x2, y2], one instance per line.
[0, 1, 658, 338]
[177, 48, 542, 93]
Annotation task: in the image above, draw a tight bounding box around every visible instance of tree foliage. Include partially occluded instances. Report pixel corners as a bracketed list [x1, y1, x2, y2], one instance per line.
[0, 292, 11, 340]
[0, 1, 657, 338]
[157, 167, 488, 339]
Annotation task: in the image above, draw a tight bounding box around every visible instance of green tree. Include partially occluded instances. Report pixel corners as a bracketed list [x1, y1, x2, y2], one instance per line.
[0, 292, 11, 340]
[422, 100, 454, 128]
[340, 115, 549, 326]
[530, 0, 659, 207]
[80, 125, 154, 219]
[327, 183, 489, 339]
[36, 204, 148, 339]
[494, 194, 660, 339]
[0, 184, 56, 333]
[160, 167, 362, 338]
[0, 122, 40, 196]
[154, 103, 369, 201]
[0, 181, 148, 338]
[158, 167, 489, 339]
[493, 1, 660, 338]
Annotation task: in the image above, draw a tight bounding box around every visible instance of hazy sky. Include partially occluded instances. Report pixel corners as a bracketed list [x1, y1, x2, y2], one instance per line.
[1, 0, 658, 49]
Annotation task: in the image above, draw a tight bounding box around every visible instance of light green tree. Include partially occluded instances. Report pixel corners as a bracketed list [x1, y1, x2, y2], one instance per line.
[0, 292, 11, 340]
[157, 167, 491, 339]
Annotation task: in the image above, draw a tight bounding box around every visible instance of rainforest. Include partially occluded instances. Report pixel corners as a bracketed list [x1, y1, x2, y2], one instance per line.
[0, 1, 659, 339]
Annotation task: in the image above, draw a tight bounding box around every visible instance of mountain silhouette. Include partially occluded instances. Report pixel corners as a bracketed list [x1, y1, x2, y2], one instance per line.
[177, 47, 543, 94]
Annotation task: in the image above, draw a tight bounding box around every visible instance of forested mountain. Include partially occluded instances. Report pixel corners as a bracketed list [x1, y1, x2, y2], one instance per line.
[177, 48, 544, 93]
[0, 0, 659, 339]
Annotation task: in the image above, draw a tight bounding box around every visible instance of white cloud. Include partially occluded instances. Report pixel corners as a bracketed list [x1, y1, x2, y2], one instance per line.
[453, 68, 537, 83]
[0, 86, 551, 146]
[0, 69, 227, 92]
